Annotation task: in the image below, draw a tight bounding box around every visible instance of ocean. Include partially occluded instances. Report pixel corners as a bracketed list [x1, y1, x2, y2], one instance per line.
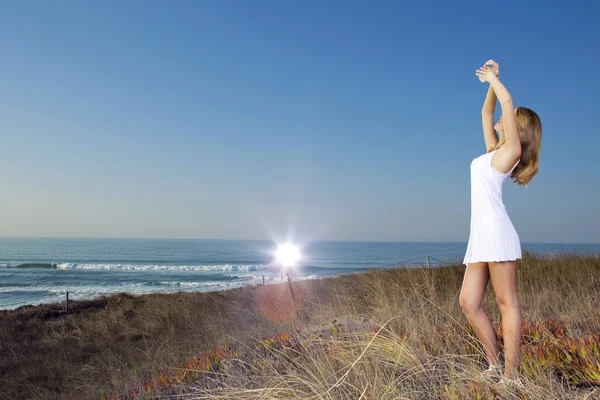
[1, 237, 598, 310]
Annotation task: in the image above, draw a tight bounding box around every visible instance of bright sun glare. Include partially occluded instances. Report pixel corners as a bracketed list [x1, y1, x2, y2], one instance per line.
[275, 244, 301, 268]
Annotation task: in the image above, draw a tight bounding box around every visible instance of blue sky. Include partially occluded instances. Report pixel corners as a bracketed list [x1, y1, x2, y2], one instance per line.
[0, 1, 598, 243]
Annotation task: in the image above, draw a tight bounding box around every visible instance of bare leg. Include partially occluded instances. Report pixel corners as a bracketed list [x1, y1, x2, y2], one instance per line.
[459, 262, 501, 367]
[489, 261, 521, 379]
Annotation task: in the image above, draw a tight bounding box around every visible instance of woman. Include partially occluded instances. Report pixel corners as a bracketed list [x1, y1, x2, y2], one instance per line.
[459, 60, 542, 388]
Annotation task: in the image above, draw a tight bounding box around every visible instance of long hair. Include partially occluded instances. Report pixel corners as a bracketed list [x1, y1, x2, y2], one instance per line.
[490, 107, 542, 186]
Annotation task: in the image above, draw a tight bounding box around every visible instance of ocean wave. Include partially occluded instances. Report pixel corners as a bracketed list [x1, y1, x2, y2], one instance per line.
[0, 273, 330, 310]
[0, 283, 34, 288]
[157, 281, 205, 287]
[0, 262, 348, 274]
[0, 263, 58, 269]
[53, 263, 269, 271]
[149, 277, 249, 287]
[0, 262, 272, 271]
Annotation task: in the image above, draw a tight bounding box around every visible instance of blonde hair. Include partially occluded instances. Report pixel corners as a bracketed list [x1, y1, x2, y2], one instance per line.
[490, 107, 542, 186]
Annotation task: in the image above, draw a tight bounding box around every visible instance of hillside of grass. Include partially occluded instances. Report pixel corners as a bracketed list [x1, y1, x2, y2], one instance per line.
[1, 251, 599, 399]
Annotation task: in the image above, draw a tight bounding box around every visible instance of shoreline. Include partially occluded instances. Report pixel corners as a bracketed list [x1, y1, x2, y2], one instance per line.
[0, 270, 337, 312]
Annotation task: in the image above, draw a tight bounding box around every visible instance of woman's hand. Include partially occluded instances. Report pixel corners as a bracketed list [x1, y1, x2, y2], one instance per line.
[477, 60, 499, 82]
[484, 59, 499, 77]
[476, 65, 498, 83]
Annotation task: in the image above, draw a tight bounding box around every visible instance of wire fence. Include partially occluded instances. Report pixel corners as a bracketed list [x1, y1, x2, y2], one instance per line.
[374, 256, 429, 268]
[429, 256, 464, 266]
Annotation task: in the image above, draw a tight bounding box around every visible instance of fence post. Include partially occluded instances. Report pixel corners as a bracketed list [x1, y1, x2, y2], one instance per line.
[66, 291, 69, 313]
[286, 273, 299, 317]
[426, 256, 431, 269]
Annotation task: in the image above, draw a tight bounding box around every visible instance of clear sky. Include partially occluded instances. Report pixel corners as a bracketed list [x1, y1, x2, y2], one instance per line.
[0, 1, 598, 243]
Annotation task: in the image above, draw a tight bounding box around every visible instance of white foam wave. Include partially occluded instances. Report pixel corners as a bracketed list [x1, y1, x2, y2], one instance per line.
[55, 263, 269, 272]
[239, 273, 324, 287]
[157, 281, 208, 287]
[0, 280, 253, 309]
[305, 274, 321, 280]
[0, 271, 327, 310]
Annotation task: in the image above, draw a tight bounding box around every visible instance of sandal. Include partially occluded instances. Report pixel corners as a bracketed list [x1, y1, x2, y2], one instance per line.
[479, 363, 503, 380]
[495, 376, 525, 389]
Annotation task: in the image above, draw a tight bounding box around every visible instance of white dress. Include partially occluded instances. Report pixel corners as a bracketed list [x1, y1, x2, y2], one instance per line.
[463, 150, 522, 266]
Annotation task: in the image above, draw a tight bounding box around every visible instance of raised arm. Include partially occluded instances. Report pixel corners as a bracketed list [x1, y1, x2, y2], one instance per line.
[476, 66, 522, 160]
[482, 84, 499, 152]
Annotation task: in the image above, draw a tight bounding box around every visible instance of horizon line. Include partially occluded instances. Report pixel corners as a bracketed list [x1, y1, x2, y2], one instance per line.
[0, 235, 598, 246]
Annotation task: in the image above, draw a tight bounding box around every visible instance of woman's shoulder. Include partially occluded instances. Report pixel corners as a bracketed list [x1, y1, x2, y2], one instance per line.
[490, 146, 520, 175]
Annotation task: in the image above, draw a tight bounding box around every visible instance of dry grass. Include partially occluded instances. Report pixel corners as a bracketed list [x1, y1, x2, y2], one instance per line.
[1, 251, 599, 399]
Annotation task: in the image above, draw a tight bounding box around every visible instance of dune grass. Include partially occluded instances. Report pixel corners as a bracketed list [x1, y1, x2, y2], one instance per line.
[1, 251, 599, 399]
